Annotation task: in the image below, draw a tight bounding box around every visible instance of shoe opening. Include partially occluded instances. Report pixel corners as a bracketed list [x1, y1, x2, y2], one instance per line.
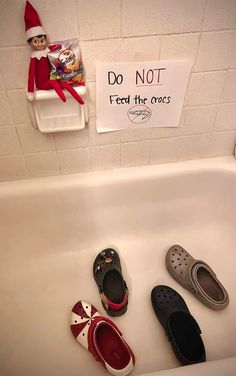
[95, 323, 131, 370]
[169, 311, 205, 363]
[197, 267, 224, 302]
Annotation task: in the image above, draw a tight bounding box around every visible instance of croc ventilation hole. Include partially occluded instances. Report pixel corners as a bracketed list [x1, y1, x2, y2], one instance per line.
[157, 288, 182, 306]
[171, 248, 189, 274]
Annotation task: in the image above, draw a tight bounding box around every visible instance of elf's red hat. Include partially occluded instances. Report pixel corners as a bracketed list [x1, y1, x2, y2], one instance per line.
[24, 1, 46, 40]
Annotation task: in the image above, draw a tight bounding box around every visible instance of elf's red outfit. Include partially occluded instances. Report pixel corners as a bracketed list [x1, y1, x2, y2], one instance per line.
[25, 1, 84, 104]
[28, 48, 84, 104]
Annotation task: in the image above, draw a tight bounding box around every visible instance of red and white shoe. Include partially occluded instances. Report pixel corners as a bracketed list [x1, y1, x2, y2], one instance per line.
[70, 300, 135, 375]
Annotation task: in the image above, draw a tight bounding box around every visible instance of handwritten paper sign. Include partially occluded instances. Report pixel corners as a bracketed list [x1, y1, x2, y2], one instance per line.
[96, 60, 192, 133]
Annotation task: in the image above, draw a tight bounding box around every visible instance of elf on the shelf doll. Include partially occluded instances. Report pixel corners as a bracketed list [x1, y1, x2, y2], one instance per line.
[24, 1, 84, 104]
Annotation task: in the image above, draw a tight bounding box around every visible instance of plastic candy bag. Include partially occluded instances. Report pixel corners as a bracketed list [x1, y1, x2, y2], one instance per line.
[48, 38, 84, 84]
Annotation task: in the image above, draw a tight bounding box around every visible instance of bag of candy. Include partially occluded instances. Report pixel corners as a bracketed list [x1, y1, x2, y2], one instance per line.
[48, 38, 84, 84]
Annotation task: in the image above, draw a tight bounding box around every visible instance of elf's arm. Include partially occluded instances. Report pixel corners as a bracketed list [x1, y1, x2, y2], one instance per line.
[27, 57, 36, 100]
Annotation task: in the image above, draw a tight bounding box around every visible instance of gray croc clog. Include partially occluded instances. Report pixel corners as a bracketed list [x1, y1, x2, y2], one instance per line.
[166, 245, 229, 310]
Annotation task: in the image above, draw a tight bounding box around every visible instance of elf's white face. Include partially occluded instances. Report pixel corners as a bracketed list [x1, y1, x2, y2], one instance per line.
[30, 36, 47, 51]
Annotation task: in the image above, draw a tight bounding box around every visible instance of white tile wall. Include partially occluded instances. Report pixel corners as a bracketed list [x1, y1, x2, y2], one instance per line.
[120, 36, 161, 62]
[0, 155, 27, 182]
[120, 127, 153, 142]
[208, 130, 236, 156]
[8, 90, 31, 124]
[186, 71, 226, 106]
[178, 134, 211, 160]
[16, 124, 55, 153]
[77, 0, 121, 40]
[151, 109, 186, 139]
[90, 144, 120, 170]
[195, 30, 236, 71]
[183, 105, 217, 135]
[0, 72, 5, 90]
[0, 92, 13, 125]
[121, 141, 150, 167]
[0, 0, 236, 181]
[0, 127, 22, 156]
[57, 148, 90, 173]
[0, 47, 30, 90]
[0, 1, 26, 47]
[81, 39, 122, 82]
[24, 151, 60, 178]
[202, 0, 236, 31]
[221, 70, 236, 102]
[54, 128, 89, 149]
[88, 117, 120, 146]
[215, 103, 236, 131]
[34, 0, 79, 41]
[122, 0, 206, 36]
[150, 138, 179, 164]
[86, 82, 96, 116]
[160, 33, 200, 63]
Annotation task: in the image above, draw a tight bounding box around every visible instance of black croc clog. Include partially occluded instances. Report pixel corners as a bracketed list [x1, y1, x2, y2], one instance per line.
[151, 285, 206, 366]
[93, 248, 128, 316]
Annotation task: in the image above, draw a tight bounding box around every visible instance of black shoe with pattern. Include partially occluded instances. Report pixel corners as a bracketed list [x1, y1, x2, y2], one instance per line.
[93, 248, 128, 316]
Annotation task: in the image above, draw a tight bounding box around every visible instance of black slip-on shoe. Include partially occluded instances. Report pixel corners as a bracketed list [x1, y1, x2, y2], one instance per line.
[151, 285, 206, 366]
[93, 248, 128, 316]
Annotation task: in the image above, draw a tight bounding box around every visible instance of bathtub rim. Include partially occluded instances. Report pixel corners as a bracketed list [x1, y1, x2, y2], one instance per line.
[0, 156, 236, 195]
[144, 355, 236, 376]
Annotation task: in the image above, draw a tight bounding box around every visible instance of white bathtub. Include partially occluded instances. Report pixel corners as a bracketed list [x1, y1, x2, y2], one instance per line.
[0, 156, 236, 376]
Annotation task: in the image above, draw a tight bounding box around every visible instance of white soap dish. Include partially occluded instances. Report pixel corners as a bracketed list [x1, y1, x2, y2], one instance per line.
[28, 85, 88, 133]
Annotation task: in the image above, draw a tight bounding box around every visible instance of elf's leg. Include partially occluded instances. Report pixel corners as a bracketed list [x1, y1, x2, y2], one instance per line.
[47, 80, 67, 102]
[40, 81, 66, 102]
[59, 82, 84, 105]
